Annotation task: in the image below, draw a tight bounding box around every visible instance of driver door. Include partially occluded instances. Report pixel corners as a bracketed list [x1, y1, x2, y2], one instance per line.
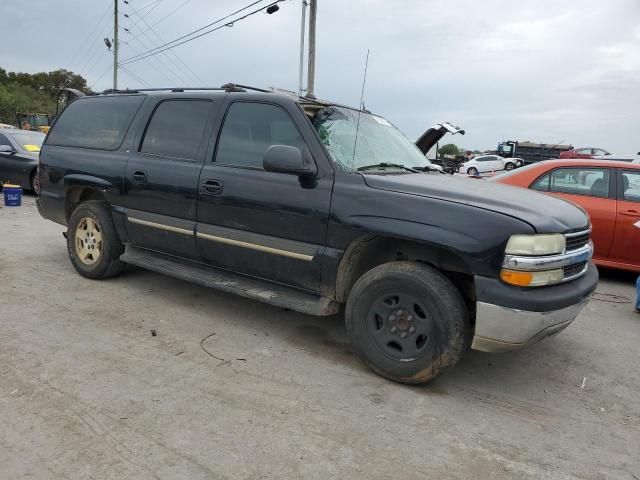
[195, 100, 334, 292]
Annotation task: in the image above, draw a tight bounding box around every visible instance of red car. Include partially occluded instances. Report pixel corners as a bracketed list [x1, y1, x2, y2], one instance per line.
[492, 159, 640, 272]
[559, 147, 610, 159]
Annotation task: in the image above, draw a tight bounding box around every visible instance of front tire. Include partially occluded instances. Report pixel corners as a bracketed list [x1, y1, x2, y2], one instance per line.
[345, 262, 469, 385]
[67, 201, 125, 279]
[505, 162, 515, 171]
[467, 167, 479, 176]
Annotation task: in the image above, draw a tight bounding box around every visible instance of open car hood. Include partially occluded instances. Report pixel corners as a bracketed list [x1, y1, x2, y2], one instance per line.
[415, 122, 465, 155]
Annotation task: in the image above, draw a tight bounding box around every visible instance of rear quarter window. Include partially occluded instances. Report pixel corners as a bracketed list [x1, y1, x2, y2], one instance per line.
[47, 95, 144, 150]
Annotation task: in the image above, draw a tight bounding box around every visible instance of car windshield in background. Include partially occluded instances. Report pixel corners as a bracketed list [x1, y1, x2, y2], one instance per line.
[9, 132, 45, 152]
[313, 106, 431, 171]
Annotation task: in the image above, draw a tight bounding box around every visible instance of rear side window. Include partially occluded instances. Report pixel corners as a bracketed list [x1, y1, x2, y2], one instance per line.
[140, 100, 212, 160]
[47, 96, 144, 150]
[215, 102, 304, 168]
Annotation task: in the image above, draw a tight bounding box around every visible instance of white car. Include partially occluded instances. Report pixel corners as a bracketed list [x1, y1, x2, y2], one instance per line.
[458, 155, 520, 175]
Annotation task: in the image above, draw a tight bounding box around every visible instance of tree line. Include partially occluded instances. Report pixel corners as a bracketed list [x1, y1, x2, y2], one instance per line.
[0, 67, 88, 125]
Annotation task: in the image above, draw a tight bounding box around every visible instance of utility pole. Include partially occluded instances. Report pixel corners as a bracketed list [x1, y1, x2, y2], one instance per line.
[306, 0, 317, 97]
[113, 0, 119, 90]
[298, 1, 307, 96]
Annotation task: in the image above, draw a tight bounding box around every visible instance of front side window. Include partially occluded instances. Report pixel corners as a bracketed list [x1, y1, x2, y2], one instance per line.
[47, 95, 144, 150]
[141, 100, 211, 160]
[622, 170, 640, 202]
[216, 102, 304, 168]
[531, 173, 550, 191]
[313, 106, 432, 171]
[548, 168, 610, 198]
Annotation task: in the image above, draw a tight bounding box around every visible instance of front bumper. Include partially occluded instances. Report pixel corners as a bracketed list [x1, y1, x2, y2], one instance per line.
[471, 263, 598, 352]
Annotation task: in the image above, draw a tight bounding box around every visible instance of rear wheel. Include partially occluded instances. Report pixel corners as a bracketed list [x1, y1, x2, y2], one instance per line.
[467, 167, 479, 176]
[67, 201, 125, 279]
[345, 262, 469, 384]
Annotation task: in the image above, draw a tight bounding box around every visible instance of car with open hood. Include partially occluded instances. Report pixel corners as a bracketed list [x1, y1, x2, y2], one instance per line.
[36, 84, 597, 384]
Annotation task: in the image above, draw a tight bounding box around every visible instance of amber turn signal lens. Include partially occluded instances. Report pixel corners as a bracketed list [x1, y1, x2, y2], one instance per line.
[500, 269, 533, 287]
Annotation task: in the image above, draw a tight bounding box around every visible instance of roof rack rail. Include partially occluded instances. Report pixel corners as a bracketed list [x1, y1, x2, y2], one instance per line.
[101, 85, 274, 95]
[221, 83, 271, 93]
[101, 87, 227, 95]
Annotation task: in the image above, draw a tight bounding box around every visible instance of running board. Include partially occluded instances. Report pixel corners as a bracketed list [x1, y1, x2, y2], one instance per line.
[120, 246, 340, 316]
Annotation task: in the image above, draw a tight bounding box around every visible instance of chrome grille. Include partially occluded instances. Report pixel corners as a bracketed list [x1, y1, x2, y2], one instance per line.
[565, 230, 591, 252]
[564, 261, 587, 279]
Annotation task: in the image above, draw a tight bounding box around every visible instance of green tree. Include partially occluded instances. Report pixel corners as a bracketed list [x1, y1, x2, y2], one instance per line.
[0, 67, 88, 125]
[437, 144, 460, 158]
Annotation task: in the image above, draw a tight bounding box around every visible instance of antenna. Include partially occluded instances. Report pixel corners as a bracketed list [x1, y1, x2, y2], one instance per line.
[352, 49, 370, 167]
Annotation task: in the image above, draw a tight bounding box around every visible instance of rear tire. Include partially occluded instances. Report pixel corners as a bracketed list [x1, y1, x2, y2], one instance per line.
[67, 201, 125, 279]
[29, 170, 37, 193]
[345, 262, 469, 385]
[467, 167, 478, 176]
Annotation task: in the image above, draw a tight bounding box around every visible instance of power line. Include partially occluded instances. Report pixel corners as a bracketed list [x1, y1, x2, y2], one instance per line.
[123, 26, 191, 85]
[73, 11, 115, 76]
[121, 31, 183, 85]
[126, 0, 164, 30]
[131, 17, 204, 85]
[122, 4, 200, 85]
[120, 0, 272, 64]
[129, 0, 196, 42]
[125, 0, 205, 84]
[65, 2, 112, 72]
[120, 64, 151, 87]
[90, 63, 114, 90]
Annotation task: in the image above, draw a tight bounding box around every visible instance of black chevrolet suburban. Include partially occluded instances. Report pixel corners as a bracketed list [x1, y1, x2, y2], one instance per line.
[36, 84, 597, 384]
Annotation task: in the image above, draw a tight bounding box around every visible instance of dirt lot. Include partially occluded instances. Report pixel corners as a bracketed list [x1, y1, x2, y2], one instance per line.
[1, 196, 639, 480]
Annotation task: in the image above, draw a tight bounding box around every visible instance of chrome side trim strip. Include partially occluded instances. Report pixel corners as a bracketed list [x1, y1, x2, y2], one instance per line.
[503, 242, 592, 271]
[128, 217, 193, 236]
[196, 232, 314, 261]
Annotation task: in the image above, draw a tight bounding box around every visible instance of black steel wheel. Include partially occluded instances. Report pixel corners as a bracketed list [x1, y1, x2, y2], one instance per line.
[345, 262, 470, 384]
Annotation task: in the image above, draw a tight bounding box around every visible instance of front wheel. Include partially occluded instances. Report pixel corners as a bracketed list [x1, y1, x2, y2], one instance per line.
[345, 262, 469, 384]
[504, 162, 515, 171]
[467, 167, 479, 176]
[67, 201, 125, 279]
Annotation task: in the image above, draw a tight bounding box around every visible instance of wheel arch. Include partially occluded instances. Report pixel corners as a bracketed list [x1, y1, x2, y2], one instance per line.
[335, 234, 475, 307]
[65, 187, 107, 222]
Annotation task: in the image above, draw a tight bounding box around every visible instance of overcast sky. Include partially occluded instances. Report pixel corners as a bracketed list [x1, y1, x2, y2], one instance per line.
[2, 0, 639, 153]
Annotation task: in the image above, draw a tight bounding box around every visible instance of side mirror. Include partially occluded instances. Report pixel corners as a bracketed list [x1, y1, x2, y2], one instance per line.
[0, 145, 15, 154]
[263, 145, 317, 177]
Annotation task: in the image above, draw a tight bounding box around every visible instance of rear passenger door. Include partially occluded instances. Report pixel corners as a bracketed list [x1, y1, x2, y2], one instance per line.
[124, 98, 215, 259]
[609, 169, 640, 267]
[195, 100, 334, 292]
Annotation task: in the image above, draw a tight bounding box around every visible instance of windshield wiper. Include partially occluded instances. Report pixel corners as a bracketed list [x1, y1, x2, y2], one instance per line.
[357, 163, 420, 173]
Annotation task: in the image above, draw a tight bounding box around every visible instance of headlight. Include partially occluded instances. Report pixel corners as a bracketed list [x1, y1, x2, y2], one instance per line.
[505, 234, 565, 256]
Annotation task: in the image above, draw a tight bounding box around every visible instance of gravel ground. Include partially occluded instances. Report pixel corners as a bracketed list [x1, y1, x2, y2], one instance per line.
[1, 196, 639, 480]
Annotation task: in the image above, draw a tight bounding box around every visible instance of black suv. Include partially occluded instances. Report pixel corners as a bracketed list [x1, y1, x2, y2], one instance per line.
[37, 84, 597, 384]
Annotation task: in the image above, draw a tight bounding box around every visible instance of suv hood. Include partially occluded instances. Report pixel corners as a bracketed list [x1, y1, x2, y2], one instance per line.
[415, 122, 465, 155]
[363, 173, 588, 233]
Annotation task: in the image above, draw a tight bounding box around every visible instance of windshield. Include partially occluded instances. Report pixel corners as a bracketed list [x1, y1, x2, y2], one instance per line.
[313, 106, 431, 171]
[10, 132, 45, 152]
